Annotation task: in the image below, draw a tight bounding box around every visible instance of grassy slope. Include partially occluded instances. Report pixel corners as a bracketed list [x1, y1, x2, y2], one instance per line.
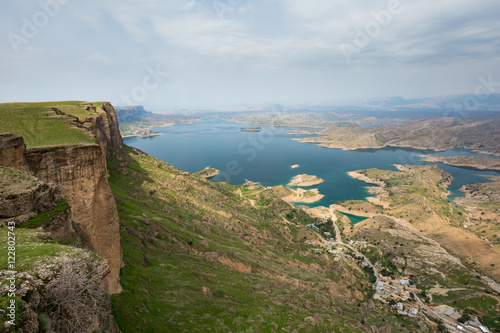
[108, 146, 420, 332]
[454, 177, 500, 246]
[0, 226, 96, 326]
[0, 101, 98, 147]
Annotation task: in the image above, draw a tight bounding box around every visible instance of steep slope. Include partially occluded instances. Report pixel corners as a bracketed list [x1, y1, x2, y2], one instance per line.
[108, 146, 427, 332]
[0, 101, 123, 294]
[335, 165, 500, 329]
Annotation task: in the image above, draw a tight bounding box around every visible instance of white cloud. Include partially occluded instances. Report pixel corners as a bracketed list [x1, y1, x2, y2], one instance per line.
[0, 0, 499, 107]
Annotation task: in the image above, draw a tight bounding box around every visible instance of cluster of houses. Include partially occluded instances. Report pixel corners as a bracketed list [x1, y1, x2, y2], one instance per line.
[393, 302, 419, 317]
[481, 276, 500, 294]
[307, 220, 337, 242]
[437, 308, 491, 333]
[348, 239, 368, 248]
[443, 322, 490, 332]
[373, 276, 415, 303]
[373, 277, 491, 332]
[302, 216, 494, 333]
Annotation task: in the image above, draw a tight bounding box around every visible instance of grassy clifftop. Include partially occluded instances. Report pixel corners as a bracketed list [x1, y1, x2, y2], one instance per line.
[0, 101, 99, 147]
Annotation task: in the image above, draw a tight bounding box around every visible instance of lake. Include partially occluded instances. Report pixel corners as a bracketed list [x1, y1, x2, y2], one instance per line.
[123, 118, 499, 207]
[341, 213, 369, 225]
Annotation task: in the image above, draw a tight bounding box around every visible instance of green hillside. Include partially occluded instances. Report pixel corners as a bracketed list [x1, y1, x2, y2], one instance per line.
[0, 101, 98, 147]
[107, 146, 417, 332]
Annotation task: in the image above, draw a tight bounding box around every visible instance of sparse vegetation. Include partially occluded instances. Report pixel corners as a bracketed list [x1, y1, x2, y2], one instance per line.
[108, 146, 419, 332]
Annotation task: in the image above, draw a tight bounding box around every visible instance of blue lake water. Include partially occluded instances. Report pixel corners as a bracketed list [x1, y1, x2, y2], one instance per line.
[123, 118, 499, 207]
[341, 213, 369, 225]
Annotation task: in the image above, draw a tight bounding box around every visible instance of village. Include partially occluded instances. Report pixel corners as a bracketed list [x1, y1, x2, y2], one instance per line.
[371, 275, 492, 333]
[304, 219, 493, 333]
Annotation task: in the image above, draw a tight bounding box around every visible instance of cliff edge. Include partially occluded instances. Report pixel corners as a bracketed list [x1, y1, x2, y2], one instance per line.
[0, 101, 123, 294]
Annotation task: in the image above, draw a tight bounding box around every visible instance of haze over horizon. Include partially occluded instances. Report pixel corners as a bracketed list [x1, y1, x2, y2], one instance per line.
[2, 0, 500, 109]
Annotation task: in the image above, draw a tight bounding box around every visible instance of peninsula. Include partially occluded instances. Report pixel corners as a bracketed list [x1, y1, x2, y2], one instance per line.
[194, 167, 220, 179]
[281, 188, 324, 203]
[137, 129, 161, 138]
[239, 126, 262, 132]
[419, 155, 500, 171]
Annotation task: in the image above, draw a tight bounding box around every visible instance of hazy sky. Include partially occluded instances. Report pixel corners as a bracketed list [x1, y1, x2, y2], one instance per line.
[1, 0, 500, 109]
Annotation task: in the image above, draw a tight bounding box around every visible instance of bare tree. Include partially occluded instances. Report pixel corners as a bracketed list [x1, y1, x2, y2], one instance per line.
[44, 256, 117, 333]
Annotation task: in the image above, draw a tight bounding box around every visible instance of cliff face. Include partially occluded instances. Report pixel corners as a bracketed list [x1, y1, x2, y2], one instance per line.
[114, 105, 148, 123]
[89, 102, 125, 159]
[0, 165, 58, 222]
[0, 134, 30, 172]
[0, 104, 123, 294]
[24, 144, 122, 293]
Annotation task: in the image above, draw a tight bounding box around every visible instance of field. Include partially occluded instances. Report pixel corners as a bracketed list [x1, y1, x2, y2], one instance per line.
[0, 101, 98, 147]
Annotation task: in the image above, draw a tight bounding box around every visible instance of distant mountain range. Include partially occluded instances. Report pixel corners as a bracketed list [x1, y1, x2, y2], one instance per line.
[114, 105, 173, 123]
[154, 93, 499, 113]
[114, 105, 198, 136]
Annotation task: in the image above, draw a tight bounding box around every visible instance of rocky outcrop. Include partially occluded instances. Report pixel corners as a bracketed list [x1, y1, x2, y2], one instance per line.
[0, 103, 123, 294]
[0, 134, 30, 172]
[0, 247, 118, 333]
[0, 166, 58, 224]
[87, 102, 124, 159]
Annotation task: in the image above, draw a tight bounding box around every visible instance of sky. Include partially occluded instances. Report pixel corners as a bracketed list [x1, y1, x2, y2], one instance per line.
[1, 0, 500, 109]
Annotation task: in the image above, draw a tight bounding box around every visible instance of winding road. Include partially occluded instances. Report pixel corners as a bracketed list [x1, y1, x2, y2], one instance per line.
[326, 207, 477, 333]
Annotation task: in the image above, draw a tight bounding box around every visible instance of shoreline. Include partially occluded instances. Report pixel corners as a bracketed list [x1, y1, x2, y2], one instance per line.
[347, 171, 391, 209]
[121, 122, 174, 138]
[418, 155, 500, 171]
[295, 138, 500, 157]
[282, 188, 324, 203]
[194, 167, 220, 179]
[219, 118, 322, 129]
[178, 118, 500, 157]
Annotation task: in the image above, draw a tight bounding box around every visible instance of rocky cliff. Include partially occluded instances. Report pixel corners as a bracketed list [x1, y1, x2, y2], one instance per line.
[88, 102, 125, 159]
[0, 166, 58, 223]
[0, 103, 123, 294]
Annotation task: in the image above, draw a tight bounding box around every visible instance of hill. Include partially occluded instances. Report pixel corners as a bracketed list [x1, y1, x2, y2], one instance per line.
[114, 105, 197, 137]
[0, 101, 123, 331]
[298, 118, 500, 156]
[107, 147, 410, 332]
[1, 101, 499, 332]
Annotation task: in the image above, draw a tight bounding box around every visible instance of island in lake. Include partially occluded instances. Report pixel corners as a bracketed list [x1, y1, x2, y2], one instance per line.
[288, 174, 324, 187]
[291, 164, 300, 169]
[240, 126, 262, 132]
